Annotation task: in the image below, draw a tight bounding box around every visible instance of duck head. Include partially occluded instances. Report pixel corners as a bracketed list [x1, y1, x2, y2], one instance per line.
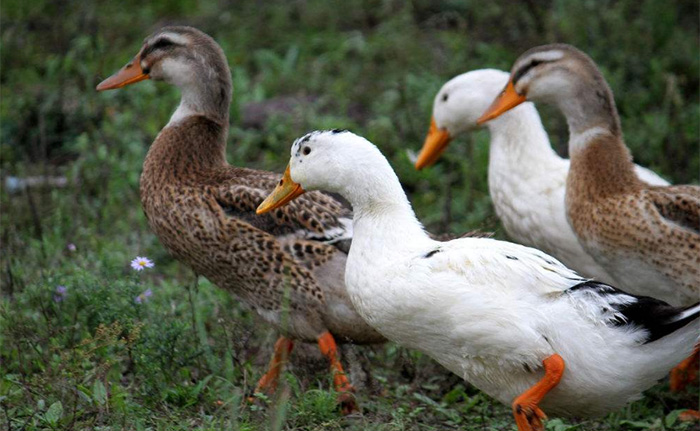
[477, 44, 620, 137]
[257, 129, 396, 214]
[97, 26, 232, 123]
[414, 69, 511, 169]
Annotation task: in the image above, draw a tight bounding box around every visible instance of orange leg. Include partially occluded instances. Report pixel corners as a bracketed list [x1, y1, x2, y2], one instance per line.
[317, 331, 358, 415]
[512, 354, 565, 431]
[670, 348, 699, 392]
[679, 410, 700, 422]
[252, 336, 294, 396]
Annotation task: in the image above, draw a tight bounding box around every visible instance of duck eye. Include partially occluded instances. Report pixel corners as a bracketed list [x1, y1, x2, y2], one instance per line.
[302, 147, 311, 155]
[442, 94, 448, 102]
[152, 38, 175, 51]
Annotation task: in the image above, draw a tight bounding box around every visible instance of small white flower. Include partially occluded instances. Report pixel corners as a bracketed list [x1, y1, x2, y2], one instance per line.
[130, 256, 154, 271]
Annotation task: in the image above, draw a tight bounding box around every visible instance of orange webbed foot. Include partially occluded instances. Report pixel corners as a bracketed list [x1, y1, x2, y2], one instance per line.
[248, 336, 294, 403]
[511, 354, 565, 431]
[318, 331, 361, 416]
[513, 402, 547, 431]
[679, 410, 700, 422]
[670, 350, 698, 392]
[337, 390, 359, 415]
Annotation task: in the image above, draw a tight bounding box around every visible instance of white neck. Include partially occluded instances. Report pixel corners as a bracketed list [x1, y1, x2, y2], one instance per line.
[339, 161, 432, 259]
[486, 103, 565, 176]
[167, 99, 197, 126]
[568, 126, 610, 157]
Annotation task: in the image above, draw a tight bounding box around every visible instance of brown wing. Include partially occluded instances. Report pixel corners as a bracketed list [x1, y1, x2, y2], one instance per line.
[646, 185, 700, 235]
[212, 167, 353, 247]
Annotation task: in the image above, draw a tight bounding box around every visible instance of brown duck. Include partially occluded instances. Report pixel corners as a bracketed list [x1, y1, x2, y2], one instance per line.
[96, 26, 384, 413]
[478, 43, 700, 394]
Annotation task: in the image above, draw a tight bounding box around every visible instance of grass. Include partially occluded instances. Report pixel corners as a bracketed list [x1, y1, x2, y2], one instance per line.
[1, 0, 698, 429]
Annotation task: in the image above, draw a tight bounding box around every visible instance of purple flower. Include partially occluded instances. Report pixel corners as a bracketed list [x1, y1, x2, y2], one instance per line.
[67, 243, 77, 252]
[134, 288, 153, 304]
[130, 256, 154, 271]
[54, 285, 68, 303]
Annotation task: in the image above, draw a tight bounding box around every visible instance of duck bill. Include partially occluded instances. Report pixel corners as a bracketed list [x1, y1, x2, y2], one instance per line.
[256, 165, 305, 214]
[96, 55, 149, 91]
[476, 80, 526, 124]
[415, 117, 452, 170]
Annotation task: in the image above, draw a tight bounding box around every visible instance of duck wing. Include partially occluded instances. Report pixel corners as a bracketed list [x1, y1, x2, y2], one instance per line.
[645, 184, 700, 236]
[213, 167, 353, 250]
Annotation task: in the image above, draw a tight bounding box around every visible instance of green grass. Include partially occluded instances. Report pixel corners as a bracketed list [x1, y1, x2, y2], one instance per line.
[1, 0, 699, 429]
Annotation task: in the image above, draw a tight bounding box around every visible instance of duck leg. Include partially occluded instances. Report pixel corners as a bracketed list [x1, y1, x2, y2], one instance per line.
[253, 336, 294, 396]
[317, 331, 358, 415]
[670, 348, 698, 392]
[512, 354, 565, 431]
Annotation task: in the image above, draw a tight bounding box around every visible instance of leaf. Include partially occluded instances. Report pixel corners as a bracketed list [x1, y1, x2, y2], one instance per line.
[665, 410, 683, 427]
[191, 375, 213, 398]
[413, 392, 440, 407]
[620, 419, 655, 429]
[92, 380, 107, 406]
[45, 401, 63, 425]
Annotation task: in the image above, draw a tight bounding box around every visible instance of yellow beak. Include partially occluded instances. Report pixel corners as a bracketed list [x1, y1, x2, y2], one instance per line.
[256, 165, 305, 214]
[96, 54, 150, 91]
[414, 117, 452, 170]
[476, 80, 526, 124]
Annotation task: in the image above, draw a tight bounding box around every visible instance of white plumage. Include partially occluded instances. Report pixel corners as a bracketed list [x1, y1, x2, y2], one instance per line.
[267, 130, 699, 423]
[426, 69, 669, 284]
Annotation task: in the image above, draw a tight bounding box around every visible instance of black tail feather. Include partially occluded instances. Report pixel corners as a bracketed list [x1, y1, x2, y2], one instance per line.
[567, 281, 700, 344]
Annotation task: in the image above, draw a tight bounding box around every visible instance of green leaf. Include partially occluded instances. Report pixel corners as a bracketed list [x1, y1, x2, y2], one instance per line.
[92, 380, 107, 406]
[665, 410, 683, 427]
[45, 401, 63, 425]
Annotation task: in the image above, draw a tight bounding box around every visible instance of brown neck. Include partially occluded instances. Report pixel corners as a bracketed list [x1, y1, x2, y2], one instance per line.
[567, 133, 642, 202]
[143, 116, 228, 183]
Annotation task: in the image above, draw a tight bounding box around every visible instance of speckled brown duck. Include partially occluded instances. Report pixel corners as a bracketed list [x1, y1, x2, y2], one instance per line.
[478, 43, 700, 392]
[96, 26, 384, 413]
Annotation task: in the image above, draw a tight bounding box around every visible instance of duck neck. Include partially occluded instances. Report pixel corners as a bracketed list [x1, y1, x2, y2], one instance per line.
[556, 75, 622, 155]
[343, 163, 431, 259]
[145, 116, 228, 183]
[145, 65, 232, 177]
[555, 74, 641, 197]
[167, 71, 232, 129]
[486, 103, 564, 175]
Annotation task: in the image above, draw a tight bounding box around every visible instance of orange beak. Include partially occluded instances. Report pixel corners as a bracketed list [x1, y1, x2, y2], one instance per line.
[414, 117, 452, 170]
[476, 80, 526, 124]
[256, 164, 306, 214]
[96, 54, 149, 91]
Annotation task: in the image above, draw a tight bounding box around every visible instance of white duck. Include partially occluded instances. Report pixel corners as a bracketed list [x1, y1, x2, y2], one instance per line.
[257, 130, 700, 431]
[414, 69, 669, 284]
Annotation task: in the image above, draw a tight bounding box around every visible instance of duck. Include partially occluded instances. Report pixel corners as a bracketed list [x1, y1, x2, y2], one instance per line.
[477, 45, 699, 308]
[477, 44, 700, 394]
[95, 26, 385, 413]
[257, 129, 700, 431]
[414, 69, 669, 284]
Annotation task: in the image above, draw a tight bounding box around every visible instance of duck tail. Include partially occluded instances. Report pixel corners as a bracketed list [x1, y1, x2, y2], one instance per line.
[629, 298, 700, 345]
[666, 302, 700, 343]
[568, 280, 700, 345]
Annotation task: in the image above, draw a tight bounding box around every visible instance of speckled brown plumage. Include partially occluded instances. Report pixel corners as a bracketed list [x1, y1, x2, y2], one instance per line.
[566, 134, 699, 305]
[509, 45, 700, 306]
[139, 115, 383, 343]
[98, 26, 385, 348]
